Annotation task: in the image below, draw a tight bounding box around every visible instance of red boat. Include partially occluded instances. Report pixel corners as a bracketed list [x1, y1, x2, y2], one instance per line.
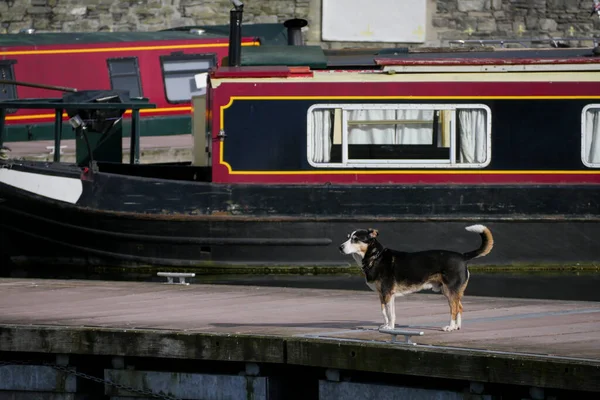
[0, 23, 287, 143]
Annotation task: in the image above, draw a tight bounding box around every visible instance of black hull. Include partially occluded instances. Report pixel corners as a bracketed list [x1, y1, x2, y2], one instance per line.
[1, 162, 600, 268]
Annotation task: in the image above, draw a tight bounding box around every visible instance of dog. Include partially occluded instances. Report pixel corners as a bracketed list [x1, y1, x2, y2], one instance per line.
[339, 225, 493, 332]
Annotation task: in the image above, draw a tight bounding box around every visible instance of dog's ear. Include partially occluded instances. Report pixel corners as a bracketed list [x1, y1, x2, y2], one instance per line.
[368, 228, 379, 238]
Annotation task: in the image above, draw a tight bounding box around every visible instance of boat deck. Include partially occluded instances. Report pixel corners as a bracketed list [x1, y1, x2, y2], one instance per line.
[0, 277, 599, 393]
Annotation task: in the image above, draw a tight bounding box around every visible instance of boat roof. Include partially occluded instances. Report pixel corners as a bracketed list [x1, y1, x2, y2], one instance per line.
[210, 69, 600, 85]
[230, 45, 600, 70]
[0, 23, 288, 48]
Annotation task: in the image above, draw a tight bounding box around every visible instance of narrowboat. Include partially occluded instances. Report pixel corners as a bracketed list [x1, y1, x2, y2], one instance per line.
[0, 22, 288, 144]
[1, 2, 599, 269]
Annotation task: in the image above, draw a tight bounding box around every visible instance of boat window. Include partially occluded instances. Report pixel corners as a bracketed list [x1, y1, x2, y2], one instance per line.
[106, 57, 143, 98]
[160, 53, 216, 103]
[307, 104, 491, 168]
[0, 60, 18, 113]
[582, 105, 600, 168]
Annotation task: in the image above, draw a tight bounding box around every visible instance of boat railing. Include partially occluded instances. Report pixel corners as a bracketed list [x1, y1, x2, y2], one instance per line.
[449, 37, 599, 49]
[0, 91, 156, 166]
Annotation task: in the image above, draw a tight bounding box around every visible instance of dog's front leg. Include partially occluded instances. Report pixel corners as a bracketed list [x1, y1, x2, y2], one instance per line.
[380, 302, 389, 329]
[379, 292, 394, 330]
[388, 295, 396, 328]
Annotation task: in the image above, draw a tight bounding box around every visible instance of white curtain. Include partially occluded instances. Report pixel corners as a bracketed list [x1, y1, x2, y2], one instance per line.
[585, 109, 600, 164]
[311, 109, 332, 163]
[396, 110, 434, 145]
[458, 109, 486, 163]
[348, 109, 433, 145]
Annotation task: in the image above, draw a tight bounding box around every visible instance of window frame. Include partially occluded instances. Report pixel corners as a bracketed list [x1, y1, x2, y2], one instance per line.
[159, 53, 217, 104]
[106, 57, 143, 98]
[307, 103, 492, 169]
[581, 104, 600, 168]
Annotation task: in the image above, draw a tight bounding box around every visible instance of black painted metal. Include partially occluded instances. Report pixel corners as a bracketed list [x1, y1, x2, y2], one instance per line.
[52, 108, 62, 163]
[130, 109, 140, 164]
[0, 109, 5, 151]
[222, 99, 588, 171]
[5, 162, 600, 218]
[0, 91, 155, 168]
[1, 162, 599, 267]
[227, 1, 244, 67]
[283, 18, 308, 46]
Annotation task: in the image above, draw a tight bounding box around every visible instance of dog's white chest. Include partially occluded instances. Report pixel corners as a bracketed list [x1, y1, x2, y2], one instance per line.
[365, 280, 377, 292]
[351, 254, 377, 292]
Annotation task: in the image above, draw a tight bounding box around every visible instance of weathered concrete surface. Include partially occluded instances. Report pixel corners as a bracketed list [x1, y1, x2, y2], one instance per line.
[0, 365, 76, 392]
[104, 369, 268, 399]
[319, 380, 470, 400]
[3, 134, 192, 164]
[0, 394, 75, 400]
[0, 278, 598, 392]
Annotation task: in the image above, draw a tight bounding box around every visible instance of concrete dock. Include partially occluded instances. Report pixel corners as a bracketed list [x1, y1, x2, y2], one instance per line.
[0, 277, 599, 399]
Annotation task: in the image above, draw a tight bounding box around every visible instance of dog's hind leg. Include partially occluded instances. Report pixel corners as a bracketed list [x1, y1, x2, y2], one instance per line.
[455, 269, 470, 329]
[442, 284, 469, 331]
[442, 294, 460, 332]
[440, 266, 470, 331]
[441, 285, 461, 332]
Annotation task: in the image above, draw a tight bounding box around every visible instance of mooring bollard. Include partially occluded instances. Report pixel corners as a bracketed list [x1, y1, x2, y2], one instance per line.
[157, 272, 195, 285]
[378, 328, 424, 345]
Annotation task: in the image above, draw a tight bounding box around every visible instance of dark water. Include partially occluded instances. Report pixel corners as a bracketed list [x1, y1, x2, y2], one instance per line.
[2, 265, 599, 302]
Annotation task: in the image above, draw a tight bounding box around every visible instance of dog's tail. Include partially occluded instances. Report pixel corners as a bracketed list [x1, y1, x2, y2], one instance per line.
[462, 224, 494, 260]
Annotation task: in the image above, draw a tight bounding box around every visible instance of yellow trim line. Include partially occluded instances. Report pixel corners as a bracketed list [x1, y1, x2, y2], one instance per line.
[218, 146, 600, 176]
[218, 95, 600, 176]
[0, 42, 259, 56]
[5, 106, 192, 121]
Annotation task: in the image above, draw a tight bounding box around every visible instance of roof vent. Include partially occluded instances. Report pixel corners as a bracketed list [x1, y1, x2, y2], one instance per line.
[283, 18, 308, 46]
[189, 28, 205, 35]
[19, 28, 36, 34]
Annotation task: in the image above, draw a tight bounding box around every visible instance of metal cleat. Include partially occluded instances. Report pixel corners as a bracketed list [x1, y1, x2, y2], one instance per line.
[157, 272, 195, 285]
[46, 145, 67, 155]
[378, 328, 424, 345]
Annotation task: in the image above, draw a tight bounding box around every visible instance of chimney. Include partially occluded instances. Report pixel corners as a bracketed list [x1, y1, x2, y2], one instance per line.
[283, 18, 308, 46]
[228, 0, 244, 67]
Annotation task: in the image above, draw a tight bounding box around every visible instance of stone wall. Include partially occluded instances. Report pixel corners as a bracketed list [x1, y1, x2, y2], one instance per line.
[0, 0, 599, 48]
[433, 0, 600, 44]
[0, 0, 310, 33]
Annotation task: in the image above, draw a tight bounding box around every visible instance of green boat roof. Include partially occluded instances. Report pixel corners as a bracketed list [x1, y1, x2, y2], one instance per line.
[0, 23, 287, 48]
[240, 46, 328, 69]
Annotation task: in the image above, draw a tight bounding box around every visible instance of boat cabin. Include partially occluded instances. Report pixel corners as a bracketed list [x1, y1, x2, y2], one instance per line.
[190, 45, 600, 185]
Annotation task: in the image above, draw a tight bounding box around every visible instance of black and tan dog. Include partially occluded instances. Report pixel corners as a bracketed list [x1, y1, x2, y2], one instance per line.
[339, 225, 493, 332]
